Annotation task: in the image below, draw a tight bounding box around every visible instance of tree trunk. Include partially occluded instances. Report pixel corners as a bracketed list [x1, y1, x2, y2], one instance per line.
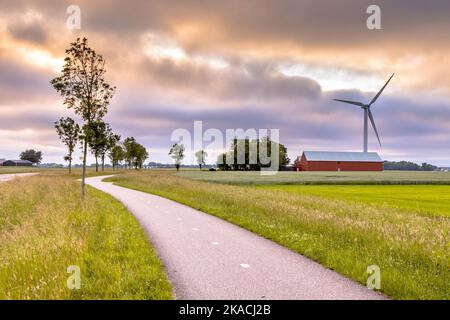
[69, 154, 72, 174]
[81, 140, 87, 199]
[95, 156, 98, 172]
[101, 155, 105, 172]
[199, 164, 202, 170]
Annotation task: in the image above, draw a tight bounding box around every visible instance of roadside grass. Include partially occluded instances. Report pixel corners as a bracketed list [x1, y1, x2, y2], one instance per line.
[259, 185, 450, 218]
[0, 174, 173, 299]
[107, 170, 450, 300]
[177, 170, 450, 185]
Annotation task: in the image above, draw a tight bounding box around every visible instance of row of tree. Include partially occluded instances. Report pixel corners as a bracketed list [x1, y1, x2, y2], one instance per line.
[51, 37, 148, 198]
[384, 161, 438, 171]
[54, 117, 148, 173]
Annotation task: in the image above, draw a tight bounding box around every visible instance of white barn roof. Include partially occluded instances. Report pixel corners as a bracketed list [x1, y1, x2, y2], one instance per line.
[303, 151, 383, 163]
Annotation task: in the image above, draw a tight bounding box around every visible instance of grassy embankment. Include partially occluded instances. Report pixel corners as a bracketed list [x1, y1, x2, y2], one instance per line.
[107, 170, 450, 300]
[0, 173, 172, 299]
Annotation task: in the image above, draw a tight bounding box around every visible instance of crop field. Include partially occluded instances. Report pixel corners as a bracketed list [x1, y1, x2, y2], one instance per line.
[0, 172, 172, 299]
[108, 170, 450, 300]
[177, 170, 450, 185]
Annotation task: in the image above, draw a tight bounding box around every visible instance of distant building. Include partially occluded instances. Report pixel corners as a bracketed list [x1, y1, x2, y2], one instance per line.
[1, 159, 33, 167]
[295, 151, 383, 172]
[0, 159, 5, 166]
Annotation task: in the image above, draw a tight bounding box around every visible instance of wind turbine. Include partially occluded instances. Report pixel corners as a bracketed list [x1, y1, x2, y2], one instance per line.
[333, 73, 394, 152]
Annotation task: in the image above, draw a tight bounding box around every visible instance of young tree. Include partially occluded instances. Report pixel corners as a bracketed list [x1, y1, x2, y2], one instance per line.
[54, 117, 80, 174]
[123, 137, 137, 169]
[195, 149, 207, 170]
[169, 143, 185, 171]
[20, 149, 43, 165]
[104, 132, 120, 171]
[133, 143, 149, 170]
[85, 121, 106, 172]
[51, 37, 115, 198]
[109, 144, 125, 170]
[122, 137, 148, 170]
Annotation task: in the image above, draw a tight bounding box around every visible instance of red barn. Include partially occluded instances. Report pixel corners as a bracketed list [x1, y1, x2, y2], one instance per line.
[295, 151, 383, 171]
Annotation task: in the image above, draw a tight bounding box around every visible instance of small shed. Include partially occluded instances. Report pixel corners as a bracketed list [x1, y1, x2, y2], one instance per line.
[295, 151, 383, 172]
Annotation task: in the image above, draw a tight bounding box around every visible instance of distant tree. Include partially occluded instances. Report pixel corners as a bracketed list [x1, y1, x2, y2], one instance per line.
[169, 143, 185, 171]
[109, 144, 125, 170]
[51, 37, 115, 198]
[384, 161, 437, 171]
[86, 121, 109, 172]
[421, 162, 438, 171]
[216, 137, 289, 171]
[123, 137, 148, 170]
[104, 133, 121, 171]
[195, 150, 207, 170]
[54, 117, 80, 174]
[19, 149, 43, 165]
[123, 137, 137, 169]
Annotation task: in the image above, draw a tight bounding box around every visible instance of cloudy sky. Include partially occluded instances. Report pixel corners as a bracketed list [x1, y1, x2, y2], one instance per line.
[0, 0, 449, 165]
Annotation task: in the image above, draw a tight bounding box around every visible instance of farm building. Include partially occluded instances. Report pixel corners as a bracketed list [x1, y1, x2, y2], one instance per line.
[1, 159, 33, 167]
[295, 151, 383, 172]
[0, 159, 5, 166]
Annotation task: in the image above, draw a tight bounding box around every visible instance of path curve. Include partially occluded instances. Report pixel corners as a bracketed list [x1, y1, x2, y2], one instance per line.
[86, 175, 385, 300]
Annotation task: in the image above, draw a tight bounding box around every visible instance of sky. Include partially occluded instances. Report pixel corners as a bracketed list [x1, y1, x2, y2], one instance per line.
[0, 0, 449, 166]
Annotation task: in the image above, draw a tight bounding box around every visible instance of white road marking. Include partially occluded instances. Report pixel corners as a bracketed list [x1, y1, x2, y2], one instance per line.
[240, 263, 250, 268]
[211, 242, 220, 245]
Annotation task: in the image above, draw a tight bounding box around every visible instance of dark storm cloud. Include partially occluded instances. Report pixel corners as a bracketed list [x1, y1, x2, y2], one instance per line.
[7, 20, 47, 44]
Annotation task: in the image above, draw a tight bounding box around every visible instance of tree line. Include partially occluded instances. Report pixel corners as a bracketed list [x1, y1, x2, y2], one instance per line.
[384, 161, 437, 171]
[51, 37, 148, 198]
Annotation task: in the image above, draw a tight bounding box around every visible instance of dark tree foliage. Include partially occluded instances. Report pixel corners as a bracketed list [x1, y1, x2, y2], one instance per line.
[217, 137, 290, 171]
[54, 117, 80, 174]
[51, 37, 115, 197]
[123, 137, 149, 170]
[19, 149, 43, 165]
[384, 161, 437, 171]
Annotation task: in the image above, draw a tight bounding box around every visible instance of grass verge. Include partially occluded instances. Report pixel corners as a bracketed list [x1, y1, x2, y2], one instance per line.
[107, 170, 450, 300]
[0, 174, 172, 299]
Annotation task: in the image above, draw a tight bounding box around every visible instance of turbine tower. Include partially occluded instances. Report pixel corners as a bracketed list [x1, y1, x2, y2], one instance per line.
[333, 74, 394, 152]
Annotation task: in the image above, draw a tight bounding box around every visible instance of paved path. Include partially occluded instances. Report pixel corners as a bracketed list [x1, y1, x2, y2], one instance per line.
[0, 173, 37, 183]
[86, 175, 385, 300]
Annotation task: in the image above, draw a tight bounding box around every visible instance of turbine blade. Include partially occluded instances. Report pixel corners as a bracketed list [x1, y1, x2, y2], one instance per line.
[369, 73, 394, 106]
[333, 99, 365, 107]
[368, 109, 381, 146]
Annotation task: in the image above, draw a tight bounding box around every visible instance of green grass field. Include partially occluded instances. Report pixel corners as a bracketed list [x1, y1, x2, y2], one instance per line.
[107, 170, 450, 300]
[259, 185, 450, 217]
[0, 173, 172, 299]
[177, 170, 450, 185]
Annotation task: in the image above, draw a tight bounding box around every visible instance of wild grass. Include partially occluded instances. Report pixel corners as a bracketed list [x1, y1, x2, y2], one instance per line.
[0, 174, 173, 299]
[177, 170, 450, 185]
[107, 170, 450, 300]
